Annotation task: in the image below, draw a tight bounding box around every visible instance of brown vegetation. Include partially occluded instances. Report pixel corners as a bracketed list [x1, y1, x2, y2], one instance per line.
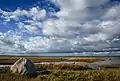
[0, 69, 120, 81]
[36, 64, 92, 71]
[0, 57, 104, 65]
[0, 57, 120, 81]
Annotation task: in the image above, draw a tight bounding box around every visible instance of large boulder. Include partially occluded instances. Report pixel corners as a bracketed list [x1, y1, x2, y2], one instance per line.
[10, 58, 37, 76]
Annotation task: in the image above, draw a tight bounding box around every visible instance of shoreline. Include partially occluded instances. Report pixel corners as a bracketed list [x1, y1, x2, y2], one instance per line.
[0, 55, 120, 57]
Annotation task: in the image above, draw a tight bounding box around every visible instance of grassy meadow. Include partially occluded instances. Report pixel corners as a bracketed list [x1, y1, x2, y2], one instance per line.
[0, 56, 104, 65]
[0, 56, 120, 81]
[1, 69, 120, 81]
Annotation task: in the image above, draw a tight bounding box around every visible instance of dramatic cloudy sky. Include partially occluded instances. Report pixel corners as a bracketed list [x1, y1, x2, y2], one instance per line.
[0, 0, 120, 55]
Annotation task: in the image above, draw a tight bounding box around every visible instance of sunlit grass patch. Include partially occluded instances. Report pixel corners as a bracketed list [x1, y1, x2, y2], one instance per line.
[68, 57, 104, 62]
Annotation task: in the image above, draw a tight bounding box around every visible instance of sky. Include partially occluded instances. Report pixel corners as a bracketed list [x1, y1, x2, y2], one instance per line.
[0, 0, 120, 55]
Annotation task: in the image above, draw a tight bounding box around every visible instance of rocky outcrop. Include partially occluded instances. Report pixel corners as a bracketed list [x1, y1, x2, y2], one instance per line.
[10, 58, 37, 76]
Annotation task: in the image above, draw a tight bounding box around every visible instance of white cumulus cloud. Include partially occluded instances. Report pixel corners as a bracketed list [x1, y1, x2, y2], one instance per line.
[0, 0, 120, 55]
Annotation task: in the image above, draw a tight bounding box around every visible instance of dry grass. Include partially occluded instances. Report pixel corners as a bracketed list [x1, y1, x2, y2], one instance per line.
[0, 57, 104, 64]
[36, 64, 92, 71]
[0, 58, 120, 81]
[0, 70, 120, 81]
[68, 57, 104, 62]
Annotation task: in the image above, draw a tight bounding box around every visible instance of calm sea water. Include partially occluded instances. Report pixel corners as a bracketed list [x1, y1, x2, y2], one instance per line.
[0, 52, 120, 56]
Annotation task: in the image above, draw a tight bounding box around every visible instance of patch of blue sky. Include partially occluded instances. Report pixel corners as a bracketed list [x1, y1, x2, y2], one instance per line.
[0, 21, 18, 32]
[0, 0, 59, 36]
[0, 0, 60, 12]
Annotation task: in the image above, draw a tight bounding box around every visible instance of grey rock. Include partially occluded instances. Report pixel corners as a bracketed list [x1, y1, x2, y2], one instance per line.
[10, 58, 37, 76]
